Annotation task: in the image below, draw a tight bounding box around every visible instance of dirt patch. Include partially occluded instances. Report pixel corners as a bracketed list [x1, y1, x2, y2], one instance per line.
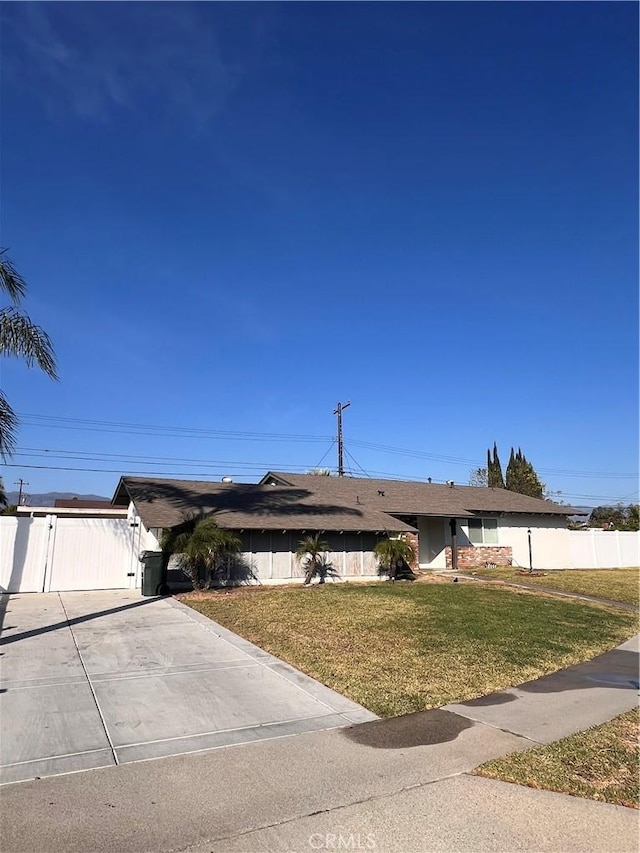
[515, 570, 548, 577]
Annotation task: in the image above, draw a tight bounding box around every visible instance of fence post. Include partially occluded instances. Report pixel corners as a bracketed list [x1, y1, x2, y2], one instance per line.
[615, 530, 623, 568]
[590, 529, 599, 569]
[42, 514, 58, 593]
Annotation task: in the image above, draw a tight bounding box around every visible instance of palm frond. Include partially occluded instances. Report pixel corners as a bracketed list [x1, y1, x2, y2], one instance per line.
[0, 250, 27, 303]
[0, 390, 18, 461]
[0, 308, 58, 379]
[373, 536, 416, 569]
[160, 513, 242, 589]
[295, 533, 329, 560]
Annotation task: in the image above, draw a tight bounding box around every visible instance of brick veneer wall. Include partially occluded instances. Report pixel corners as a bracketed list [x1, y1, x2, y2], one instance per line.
[445, 545, 512, 569]
[404, 532, 419, 569]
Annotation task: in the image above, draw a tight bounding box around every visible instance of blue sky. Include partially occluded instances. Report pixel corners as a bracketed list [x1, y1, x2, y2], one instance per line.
[1, 2, 637, 506]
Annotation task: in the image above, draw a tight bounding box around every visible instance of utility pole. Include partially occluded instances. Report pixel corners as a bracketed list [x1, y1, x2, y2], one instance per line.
[333, 401, 351, 476]
[15, 479, 29, 505]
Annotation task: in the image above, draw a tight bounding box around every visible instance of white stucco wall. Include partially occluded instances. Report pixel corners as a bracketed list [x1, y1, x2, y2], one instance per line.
[494, 516, 571, 570]
[417, 514, 573, 570]
[128, 503, 161, 553]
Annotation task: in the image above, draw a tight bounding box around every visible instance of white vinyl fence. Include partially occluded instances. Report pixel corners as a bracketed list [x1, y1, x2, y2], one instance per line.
[0, 515, 139, 593]
[567, 530, 639, 569]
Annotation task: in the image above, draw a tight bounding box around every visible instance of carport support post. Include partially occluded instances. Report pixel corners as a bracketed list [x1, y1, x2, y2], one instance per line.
[449, 518, 458, 571]
[528, 528, 533, 573]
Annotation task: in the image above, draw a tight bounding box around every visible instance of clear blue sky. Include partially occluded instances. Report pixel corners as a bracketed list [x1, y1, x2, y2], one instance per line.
[1, 2, 638, 506]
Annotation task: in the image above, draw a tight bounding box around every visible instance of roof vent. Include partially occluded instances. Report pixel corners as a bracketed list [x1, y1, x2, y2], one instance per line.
[378, 490, 385, 497]
[447, 480, 455, 488]
[427, 477, 432, 484]
[221, 477, 233, 483]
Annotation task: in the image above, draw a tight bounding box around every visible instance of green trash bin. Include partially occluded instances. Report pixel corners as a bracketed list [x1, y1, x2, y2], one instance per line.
[141, 551, 168, 596]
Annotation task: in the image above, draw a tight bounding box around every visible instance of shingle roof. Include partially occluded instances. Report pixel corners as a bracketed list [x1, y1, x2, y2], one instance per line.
[112, 477, 417, 533]
[54, 499, 114, 510]
[261, 472, 578, 517]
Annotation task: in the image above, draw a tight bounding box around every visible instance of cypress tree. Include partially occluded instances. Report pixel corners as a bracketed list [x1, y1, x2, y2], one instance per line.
[487, 442, 505, 488]
[506, 447, 544, 498]
[493, 442, 504, 488]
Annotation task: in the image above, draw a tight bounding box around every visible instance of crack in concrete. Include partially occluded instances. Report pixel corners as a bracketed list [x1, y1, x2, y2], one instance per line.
[58, 593, 119, 767]
[172, 770, 469, 853]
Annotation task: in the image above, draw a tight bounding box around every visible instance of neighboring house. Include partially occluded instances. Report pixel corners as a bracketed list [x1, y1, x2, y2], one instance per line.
[567, 508, 593, 529]
[112, 473, 580, 579]
[54, 498, 115, 510]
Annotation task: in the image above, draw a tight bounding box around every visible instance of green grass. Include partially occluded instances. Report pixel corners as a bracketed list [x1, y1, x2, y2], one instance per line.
[475, 708, 639, 809]
[182, 582, 638, 717]
[468, 567, 640, 607]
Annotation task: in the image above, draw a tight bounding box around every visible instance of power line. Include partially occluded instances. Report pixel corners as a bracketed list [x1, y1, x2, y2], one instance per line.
[18, 413, 332, 444]
[14, 412, 638, 480]
[349, 438, 638, 479]
[344, 446, 371, 478]
[312, 440, 337, 470]
[3, 463, 234, 477]
[3, 461, 634, 503]
[13, 444, 638, 483]
[10, 451, 335, 474]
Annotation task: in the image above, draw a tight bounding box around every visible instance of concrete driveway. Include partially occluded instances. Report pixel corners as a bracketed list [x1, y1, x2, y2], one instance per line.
[0, 591, 375, 785]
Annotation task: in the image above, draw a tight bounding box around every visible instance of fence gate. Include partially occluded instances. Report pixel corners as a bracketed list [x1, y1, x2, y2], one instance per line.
[0, 516, 137, 593]
[45, 517, 136, 592]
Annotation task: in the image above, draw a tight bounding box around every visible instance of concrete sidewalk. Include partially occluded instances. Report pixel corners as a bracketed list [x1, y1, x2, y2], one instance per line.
[1, 631, 637, 852]
[450, 571, 639, 612]
[445, 634, 639, 742]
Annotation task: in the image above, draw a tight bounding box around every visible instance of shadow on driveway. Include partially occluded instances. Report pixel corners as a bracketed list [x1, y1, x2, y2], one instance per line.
[0, 596, 159, 646]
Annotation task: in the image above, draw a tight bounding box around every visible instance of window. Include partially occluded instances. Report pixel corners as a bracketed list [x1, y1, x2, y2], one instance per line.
[467, 518, 498, 545]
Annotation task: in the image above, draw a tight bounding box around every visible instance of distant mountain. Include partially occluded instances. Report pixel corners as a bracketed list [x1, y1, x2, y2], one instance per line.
[4, 491, 110, 507]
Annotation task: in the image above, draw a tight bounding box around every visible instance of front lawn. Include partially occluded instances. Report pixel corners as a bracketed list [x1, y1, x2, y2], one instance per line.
[468, 567, 639, 607]
[182, 582, 637, 717]
[475, 707, 639, 809]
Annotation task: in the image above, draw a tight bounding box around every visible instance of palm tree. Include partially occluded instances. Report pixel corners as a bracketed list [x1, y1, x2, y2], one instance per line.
[374, 536, 417, 581]
[1, 249, 58, 459]
[161, 515, 242, 590]
[296, 533, 332, 585]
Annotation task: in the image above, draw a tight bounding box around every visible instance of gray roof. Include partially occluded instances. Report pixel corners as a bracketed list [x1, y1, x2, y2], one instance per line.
[261, 472, 578, 517]
[112, 477, 417, 533]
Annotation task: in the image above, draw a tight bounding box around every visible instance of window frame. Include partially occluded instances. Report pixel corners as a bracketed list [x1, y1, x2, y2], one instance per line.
[466, 517, 499, 545]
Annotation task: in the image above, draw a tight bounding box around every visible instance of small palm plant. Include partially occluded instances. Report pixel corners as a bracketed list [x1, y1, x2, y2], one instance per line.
[161, 515, 242, 590]
[296, 533, 334, 585]
[374, 536, 417, 582]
